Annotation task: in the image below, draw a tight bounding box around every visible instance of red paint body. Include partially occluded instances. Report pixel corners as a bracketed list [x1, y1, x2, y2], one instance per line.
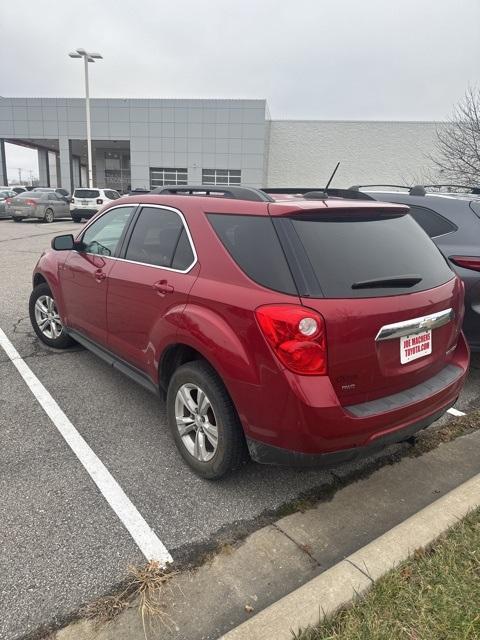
[33, 194, 470, 460]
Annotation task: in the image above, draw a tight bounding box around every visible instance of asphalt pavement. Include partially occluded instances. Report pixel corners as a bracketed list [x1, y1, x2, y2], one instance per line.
[1, 218, 480, 640]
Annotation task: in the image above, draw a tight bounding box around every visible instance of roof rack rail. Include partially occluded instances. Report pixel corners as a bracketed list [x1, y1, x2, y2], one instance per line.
[151, 185, 274, 202]
[261, 187, 375, 201]
[423, 184, 480, 195]
[349, 184, 427, 196]
[349, 184, 411, 191]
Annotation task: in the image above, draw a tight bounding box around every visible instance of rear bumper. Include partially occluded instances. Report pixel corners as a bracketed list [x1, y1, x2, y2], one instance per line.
[237, 333, 469, 464]
[247, 402, 454, 466]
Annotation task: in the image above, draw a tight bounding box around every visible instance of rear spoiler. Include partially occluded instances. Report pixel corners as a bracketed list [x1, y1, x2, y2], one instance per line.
[267, 201, 409, 218]
[262, 187, 375, 201]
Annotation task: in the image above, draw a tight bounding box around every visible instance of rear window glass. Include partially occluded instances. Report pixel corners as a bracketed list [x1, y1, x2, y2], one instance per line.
[289, 212, 453, 298]
[407, 205, 457, 237]
[16, 192, 38, 198]
[470, 201, 480, 218]
[75, 189, 100, 199]
[208, 214, 297, 294]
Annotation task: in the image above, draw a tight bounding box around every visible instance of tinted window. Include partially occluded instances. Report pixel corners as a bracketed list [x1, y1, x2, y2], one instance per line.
[125, 207, 194, 270]
[81, 206, 134, 256]
[171, 228, 195, 270]
[75, 189, 100, 199]
[105, 190, 120, 200]
[289, 212, 453, 298]
[407, 205, 457, 237]
[208, 214, 297, 294]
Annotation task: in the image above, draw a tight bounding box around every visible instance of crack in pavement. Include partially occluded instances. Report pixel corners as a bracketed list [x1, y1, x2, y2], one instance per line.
[272, 522, 322, 568]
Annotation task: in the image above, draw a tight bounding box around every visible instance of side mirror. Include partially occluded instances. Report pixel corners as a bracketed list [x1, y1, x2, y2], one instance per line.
[51, 234, 75, 251]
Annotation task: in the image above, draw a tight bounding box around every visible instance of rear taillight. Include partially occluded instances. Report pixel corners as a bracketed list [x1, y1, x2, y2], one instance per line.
[96, 198, 103, 205]
[5, 198, 12, 204]
[25, 199, 37, 206]
[255, 304, 327, 375]
[450, 256, 480, 272]
[70, 198, 74, 203]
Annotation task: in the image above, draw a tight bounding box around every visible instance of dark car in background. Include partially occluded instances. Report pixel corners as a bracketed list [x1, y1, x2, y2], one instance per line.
[348, 185, 480, 352]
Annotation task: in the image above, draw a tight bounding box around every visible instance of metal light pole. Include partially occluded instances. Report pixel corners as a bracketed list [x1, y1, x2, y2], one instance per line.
[68, 49, 103, 188]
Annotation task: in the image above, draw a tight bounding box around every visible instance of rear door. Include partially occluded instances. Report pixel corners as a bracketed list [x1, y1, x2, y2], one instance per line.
[278, 209, 463, 405]
[106, 204, 199, 376]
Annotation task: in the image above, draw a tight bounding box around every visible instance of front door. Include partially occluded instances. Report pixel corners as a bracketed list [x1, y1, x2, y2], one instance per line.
[60, 205, 136, 345]
[107, 205, 199, 377]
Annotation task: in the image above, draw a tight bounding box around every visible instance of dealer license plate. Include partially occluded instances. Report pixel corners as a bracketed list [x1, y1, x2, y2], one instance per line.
[400, 330, 432, 364]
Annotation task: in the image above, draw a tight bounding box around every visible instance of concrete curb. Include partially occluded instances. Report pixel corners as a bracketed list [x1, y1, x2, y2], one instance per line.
[219, 472, 480, 640]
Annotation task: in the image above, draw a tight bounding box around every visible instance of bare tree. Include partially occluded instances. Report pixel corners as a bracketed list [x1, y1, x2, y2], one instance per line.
[430, 87, 480, 186]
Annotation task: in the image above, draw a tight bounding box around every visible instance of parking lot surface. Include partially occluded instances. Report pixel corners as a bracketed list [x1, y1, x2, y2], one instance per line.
[1, 219, 480, 640]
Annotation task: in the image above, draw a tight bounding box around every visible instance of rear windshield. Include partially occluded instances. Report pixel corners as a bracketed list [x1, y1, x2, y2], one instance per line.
[74, 189, 100, 199]
[16, 191, 39, 199]
[290, 212, 454, 298]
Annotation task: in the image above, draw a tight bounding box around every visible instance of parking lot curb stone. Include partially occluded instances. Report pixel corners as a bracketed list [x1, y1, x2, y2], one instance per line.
[219, 472, 480, 640]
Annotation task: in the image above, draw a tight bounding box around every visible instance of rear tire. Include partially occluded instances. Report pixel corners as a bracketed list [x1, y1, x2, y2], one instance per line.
[44, 209, 54, 223]
[72, 215, 82, 223]
[13, 218, 21, 223]
[29, 283, 74, 349]
[166, 361, 248, 479]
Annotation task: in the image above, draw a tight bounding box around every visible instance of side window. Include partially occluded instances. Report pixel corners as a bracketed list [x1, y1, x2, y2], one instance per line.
[125, 206, 195, 270]
[208, 214, 297, 294]
[81, 206, 135, 256]
[408, 205, 457, 238]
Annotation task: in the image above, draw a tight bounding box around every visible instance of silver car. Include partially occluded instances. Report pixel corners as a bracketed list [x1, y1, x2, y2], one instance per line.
[7, 190, 70, 223]
[0, 189, 17, 219]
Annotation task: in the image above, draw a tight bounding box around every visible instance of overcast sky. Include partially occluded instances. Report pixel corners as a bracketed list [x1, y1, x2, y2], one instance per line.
[2, 0, 479, 179]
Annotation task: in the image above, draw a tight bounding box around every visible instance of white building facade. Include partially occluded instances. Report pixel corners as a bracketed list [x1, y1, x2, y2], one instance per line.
[0, 97, 441, 191]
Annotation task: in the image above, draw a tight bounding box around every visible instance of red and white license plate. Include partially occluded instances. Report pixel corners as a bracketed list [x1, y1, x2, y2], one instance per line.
[400, 330, 432, 364]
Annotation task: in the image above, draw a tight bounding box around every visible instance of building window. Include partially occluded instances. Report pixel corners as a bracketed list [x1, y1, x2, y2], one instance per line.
[202, 169, 241, 186]
[150, 168, 188, 188]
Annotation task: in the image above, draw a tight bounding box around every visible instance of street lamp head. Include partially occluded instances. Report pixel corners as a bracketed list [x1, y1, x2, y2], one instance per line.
[76, 48, 87, 55]
[68, 52, 82, 58]
[90, 53, 103, 59]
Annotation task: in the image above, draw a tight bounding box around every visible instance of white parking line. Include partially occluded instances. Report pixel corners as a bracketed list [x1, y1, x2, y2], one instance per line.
[0, 328, 172, 566]
[447, 407, 466, 417]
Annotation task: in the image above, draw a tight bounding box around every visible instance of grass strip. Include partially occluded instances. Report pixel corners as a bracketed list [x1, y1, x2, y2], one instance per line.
[295, 507, 480, 640]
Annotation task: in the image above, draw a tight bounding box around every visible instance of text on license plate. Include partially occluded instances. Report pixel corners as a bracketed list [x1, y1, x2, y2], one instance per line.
[400, 330, 432, 364]
[81, 200, 89, 205]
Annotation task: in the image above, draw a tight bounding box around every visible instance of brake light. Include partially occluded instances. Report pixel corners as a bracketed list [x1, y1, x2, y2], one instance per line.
[450, 256, 480, 272]
[96, 198, 103, 205]
[70, 198, 74, 203]
[5, 198, 12, 204]
[255, 304, 327, 375]
[25, 199, 37, 206]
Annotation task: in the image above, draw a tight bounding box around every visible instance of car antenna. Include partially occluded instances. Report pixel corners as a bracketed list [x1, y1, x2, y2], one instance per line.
[324, 162, 340, 196]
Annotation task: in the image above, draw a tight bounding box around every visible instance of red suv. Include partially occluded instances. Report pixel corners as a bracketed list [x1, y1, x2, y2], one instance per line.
[29, 186, 469, 478]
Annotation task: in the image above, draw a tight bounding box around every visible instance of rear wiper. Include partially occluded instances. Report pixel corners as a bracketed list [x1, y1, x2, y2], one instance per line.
[352, 275, 422, 289]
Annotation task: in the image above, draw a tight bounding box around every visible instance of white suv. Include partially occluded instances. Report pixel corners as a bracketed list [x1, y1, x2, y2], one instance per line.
[70, 188, 121, 222]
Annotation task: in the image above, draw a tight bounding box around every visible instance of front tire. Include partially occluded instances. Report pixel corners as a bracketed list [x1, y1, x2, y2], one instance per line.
[29, 283, 74, 349]
[166, 361, 247, 479]
[72, 215, 82, 223]
[44, 209, 54, 223]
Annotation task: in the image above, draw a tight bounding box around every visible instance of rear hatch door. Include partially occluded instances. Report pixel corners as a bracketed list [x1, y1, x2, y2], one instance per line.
[272, 204, 463, 405]
[73, 189, 100, 209]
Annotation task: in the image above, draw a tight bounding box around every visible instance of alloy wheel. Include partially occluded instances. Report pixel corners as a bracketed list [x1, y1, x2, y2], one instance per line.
[34, 295, 63, 340]
[174, 383, 218, 462]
